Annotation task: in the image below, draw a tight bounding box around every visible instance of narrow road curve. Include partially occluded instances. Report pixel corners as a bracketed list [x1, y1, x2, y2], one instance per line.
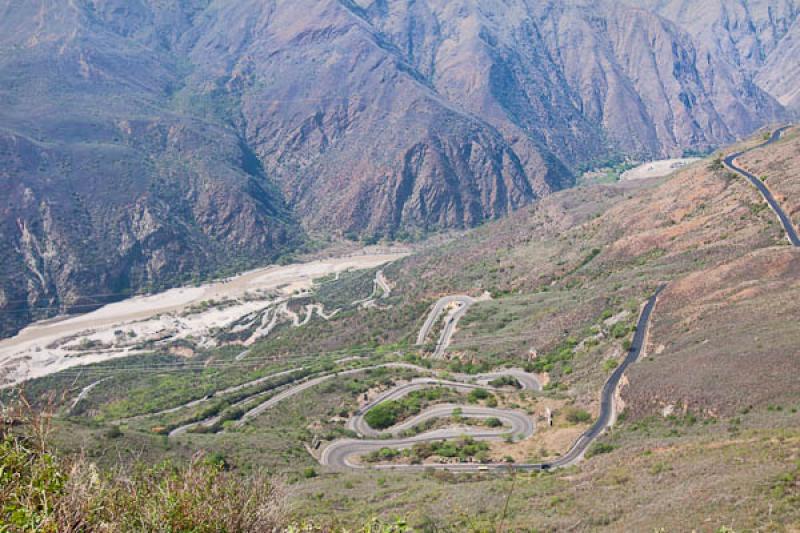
[167, 362, 467, 435]
[375, 271, 391, 299]
[534, 284, 666, 470]
[68, 377, 112, 414]
[117, 367, 303, 425]
[347, 379, 515, 438]
[724, 126, 799, 246]
[321, 286, 665, 472]
[322, 404, 535, 469]
[135, 360, 536, 437]
[352, 270, 392, 308]
[416, 295, 476, 359]
[374, 404, 533, 439]
[233, 364, 539, 429]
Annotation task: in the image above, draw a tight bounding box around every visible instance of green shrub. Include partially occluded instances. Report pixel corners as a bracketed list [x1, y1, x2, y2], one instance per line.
[103, 425, 123, 439]
[586, 442, 616, 458]
[603, 359, 619, 372]
[485, 417, 502, 428]
[364, 402, 402, 429]
[564, 407, 592, 424]
[611, 323, 630, 339]
[488, 376, 521, 388]
[467, 388, 490, 402]
[0, 433, 287, 532]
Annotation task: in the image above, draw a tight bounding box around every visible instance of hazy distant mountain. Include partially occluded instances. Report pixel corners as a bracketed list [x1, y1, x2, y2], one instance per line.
[634, 0, 800, 110]
[0, 0, 795, 336]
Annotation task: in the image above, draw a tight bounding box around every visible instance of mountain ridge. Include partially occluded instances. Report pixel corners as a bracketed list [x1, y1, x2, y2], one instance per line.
[1, 0, 796, 337]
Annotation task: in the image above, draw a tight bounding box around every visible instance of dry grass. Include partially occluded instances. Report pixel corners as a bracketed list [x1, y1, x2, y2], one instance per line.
[0, 398, 288, 533]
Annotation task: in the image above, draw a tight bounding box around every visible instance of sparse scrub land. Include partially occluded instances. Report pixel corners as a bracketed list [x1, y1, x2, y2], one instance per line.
[586, 441, 616, 458]
[0, 410, 287, 533]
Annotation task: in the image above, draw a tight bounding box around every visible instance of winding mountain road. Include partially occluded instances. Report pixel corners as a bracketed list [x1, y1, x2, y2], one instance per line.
[321, 286, 665, 472]
[68, 377, 112, 414]
[322, 404, 534, 470]
[724, 126, 799, 247]
[530, 284, 666, 470]
[162, 284, 664, 473]
[416, 295, 477, 359]
[346, 379, 518, 438]
[353, 270, 393, 308]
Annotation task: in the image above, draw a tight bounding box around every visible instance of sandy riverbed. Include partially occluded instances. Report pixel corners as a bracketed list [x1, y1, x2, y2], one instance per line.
[621, 158, 701, 181]
[0, 248, 409, 387]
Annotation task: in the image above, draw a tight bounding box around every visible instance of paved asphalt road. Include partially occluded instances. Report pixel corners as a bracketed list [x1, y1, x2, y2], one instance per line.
[164, 362, 539, 437]
[416, 295, 476, 358]
[347, 379, 515, 438]
[322, 404, 535, 469]
[724, 126, 800, 247]
[321, 286, 665, 472]
[529, 284, 666, 470]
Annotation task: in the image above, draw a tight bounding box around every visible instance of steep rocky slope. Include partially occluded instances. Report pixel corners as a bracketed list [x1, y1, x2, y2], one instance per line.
[636, 0, 800, 110]
[0, 1, 301, 336]
[0, 0, 795, 337]
[757, 18, 800, 110]
[360, 0, 786, 159]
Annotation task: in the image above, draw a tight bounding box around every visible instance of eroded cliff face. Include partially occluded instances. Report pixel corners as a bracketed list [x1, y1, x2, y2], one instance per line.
[356, 0, 787, 157]
[635, 0, 800, 111]
[0, 0, 795, 336]
[0, 124, 299, 337]
[756, 19, 800, 110]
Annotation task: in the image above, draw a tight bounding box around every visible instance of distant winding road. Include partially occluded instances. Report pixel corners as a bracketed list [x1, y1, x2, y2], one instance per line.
[416, 295, 476, 359]
[68, 377, 112, 415]
[321, 286, 665, 471]
[724, 126, 800, 247]
[162, 285, 664, 473]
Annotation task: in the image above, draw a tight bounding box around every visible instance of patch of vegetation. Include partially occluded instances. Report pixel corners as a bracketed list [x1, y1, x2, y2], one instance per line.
[610, 322, 631, 339]
[487, 376, 521, 389]
[586, 442, 616, 458]
[530, 337, 579, 374]
[563, 407, 592, 424]
[708, 157, 724, 172]
[467, 388, 492, 403]
[771, 462, 800, 504]
[0, 426, 285, 532]
[365, 437, 491, 464]
[364, 388, 454, 430]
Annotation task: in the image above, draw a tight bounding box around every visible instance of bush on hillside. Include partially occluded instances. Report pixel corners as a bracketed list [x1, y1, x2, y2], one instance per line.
[0, 404, 287, 532]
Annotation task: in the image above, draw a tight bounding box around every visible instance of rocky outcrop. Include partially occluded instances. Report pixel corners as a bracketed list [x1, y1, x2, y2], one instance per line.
[756, 18, 800, 110]
[635, 0, 800, 112]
